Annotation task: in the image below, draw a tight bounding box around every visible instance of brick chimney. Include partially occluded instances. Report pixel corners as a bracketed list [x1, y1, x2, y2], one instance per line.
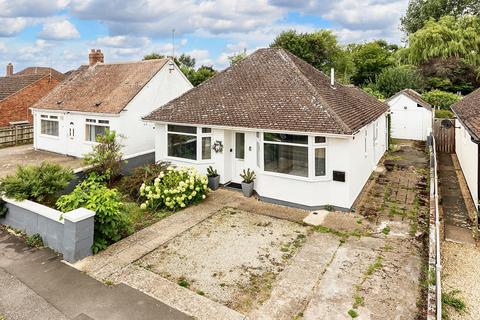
[6, 63, 13, 76]
[88, 49, 104, 66]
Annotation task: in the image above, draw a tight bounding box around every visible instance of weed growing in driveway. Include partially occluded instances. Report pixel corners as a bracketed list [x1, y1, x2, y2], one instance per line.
[178, 277, 190, 288]
[365, 256, 383, 276]
[26, 233, 43, 248]
[349, 254, 384, 318]
[196, 290, 205, 296]
[442, 289, 466, 318]
[381, 226, 391, 235]
[348, 309, 359, 318]
[103, 279, 114, 286]
[314, 225, 364, 241]
[353, 293, 364, 308]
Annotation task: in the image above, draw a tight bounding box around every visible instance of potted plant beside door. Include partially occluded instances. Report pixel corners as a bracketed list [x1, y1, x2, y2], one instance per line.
[240, 168, 256, 197]
[207, 166, 220, 191]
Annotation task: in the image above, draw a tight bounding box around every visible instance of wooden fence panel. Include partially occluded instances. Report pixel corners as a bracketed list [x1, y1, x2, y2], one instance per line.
[433, 119, 455, 153]
[0, 125, 33, 148]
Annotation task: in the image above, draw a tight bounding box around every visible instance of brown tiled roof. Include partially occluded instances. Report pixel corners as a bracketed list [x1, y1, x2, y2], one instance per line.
[0, 74, 47, 101]
[451, 88, 480, 140]
[143, 48, 388, 135]
[33, 59, 169, 114]
[15, 67, 65, 81]
[386, 89, 432, 110]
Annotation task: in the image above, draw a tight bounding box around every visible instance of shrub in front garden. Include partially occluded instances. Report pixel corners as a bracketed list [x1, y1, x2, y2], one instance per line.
[118, 161, 171, 201]
[0, 162, 74, 206]
[56, 173, 131, 253]
[83, 129, 125, 185]
[140, 166, 209, 211]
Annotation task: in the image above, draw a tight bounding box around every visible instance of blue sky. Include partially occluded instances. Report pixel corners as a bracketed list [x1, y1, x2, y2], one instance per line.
[0, 0, 409, 73]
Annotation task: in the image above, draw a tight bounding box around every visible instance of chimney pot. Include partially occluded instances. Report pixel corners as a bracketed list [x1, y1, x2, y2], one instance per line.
[89, 49, 104, 66]
[330, 68, 335, 87]
[6, 63, 13, 76]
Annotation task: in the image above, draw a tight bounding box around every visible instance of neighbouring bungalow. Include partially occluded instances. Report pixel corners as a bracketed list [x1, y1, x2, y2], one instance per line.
[386, 89, 433, 141]
[451, 88, 480, 211]
[0, 64, 64, 127]
[143, 48, 389, 210]
[31, 49, 193, 159]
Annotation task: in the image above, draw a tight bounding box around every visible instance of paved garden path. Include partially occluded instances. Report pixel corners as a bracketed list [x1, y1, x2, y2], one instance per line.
[438, 153, 475, 244]
[0, 228, 191, 320]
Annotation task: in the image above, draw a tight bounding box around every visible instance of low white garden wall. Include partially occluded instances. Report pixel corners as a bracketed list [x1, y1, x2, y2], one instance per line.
[0, 198, 95, 262]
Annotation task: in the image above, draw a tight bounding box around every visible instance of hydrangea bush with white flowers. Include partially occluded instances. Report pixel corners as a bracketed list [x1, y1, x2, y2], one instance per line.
[139, 166, 209, 211]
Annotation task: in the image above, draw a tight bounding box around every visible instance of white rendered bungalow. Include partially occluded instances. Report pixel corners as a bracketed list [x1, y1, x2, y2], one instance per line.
[452, 88, 480, 211]
[386, 89, 433, 141]
[31, 49, 192, 158]
[143, 48, 389, 210]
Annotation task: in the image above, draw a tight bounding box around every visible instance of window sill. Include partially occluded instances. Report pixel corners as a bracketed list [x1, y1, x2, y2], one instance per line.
[259, 170, 331, 182]
[39, 134, 60, 140]
[166, 156, 214, 165]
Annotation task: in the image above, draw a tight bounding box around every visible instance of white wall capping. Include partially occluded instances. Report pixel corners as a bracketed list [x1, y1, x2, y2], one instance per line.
[2, 197, 64, 223]
[63, 207, 96, 222]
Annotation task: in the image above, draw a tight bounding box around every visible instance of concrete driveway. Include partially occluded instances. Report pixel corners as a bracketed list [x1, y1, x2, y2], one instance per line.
[0, 144, 83, 177]
[74, 170, 428, 320]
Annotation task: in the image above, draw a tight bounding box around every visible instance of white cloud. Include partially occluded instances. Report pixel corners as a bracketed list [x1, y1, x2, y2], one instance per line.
[93, 35, 151, 48]
[185, 49, 212, 66]
[0, 17, 28, 37]
[69, 0, 285, 37]
[0, 0, 69, 17]
[38, 19, 80, 40]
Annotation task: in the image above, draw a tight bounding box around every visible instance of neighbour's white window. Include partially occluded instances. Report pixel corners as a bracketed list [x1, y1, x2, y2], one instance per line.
[40, 115, 59, 137]
[85, 118, 110, 142]
[167, 125, 212, 161]
[263, 133, 309, 177]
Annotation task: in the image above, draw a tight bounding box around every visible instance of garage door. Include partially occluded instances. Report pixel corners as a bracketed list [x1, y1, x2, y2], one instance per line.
[391, 108, 424, 141]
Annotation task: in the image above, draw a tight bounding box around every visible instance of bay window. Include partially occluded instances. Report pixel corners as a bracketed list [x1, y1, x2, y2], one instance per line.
[167, 125, 212, 161]
[261, 132, 327, 178]
[40, 115, 59, 137]
[263, 133, 309, 177]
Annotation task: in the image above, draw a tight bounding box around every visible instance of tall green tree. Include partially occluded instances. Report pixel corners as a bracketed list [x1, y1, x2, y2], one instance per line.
[271, 30, 350, 76]
[143, 52, 216, 86]
[228, 52, 247, 65]
[401, 0, 480, 34]
[143, 52, 165, 60]
[374, 65, 424, 97]
[407, 15, 480, 66]
[349, 40, 398, 86]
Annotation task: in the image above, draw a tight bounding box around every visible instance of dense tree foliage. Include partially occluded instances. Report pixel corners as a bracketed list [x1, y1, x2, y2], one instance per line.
[407, 15, 480, 66]
[349, 40, 398, 86]
[421, 89, 461, 109]
[270, 29, 353, 80]
[143, 52, 216, 86]
[374, 65, 424, 98]
[401, 0, 480, 34]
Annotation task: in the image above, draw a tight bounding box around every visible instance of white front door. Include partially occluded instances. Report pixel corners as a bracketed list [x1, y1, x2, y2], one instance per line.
[66, 121, 76, 156]
[232, 132, 245, 183]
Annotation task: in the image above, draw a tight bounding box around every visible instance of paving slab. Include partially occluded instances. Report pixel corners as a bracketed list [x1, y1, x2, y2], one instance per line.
[116, 265, 246, 320]
[249, 232, 341, 320]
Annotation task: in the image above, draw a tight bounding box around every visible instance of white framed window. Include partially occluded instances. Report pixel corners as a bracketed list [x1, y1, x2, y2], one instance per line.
[314, 136, 327, 177]
[85, 118, 110, 142]
[40, 115, 59, 137]
[260, 132, 327, 178]
[263, 132, 309, 177]
[167, 125, 212, 161]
